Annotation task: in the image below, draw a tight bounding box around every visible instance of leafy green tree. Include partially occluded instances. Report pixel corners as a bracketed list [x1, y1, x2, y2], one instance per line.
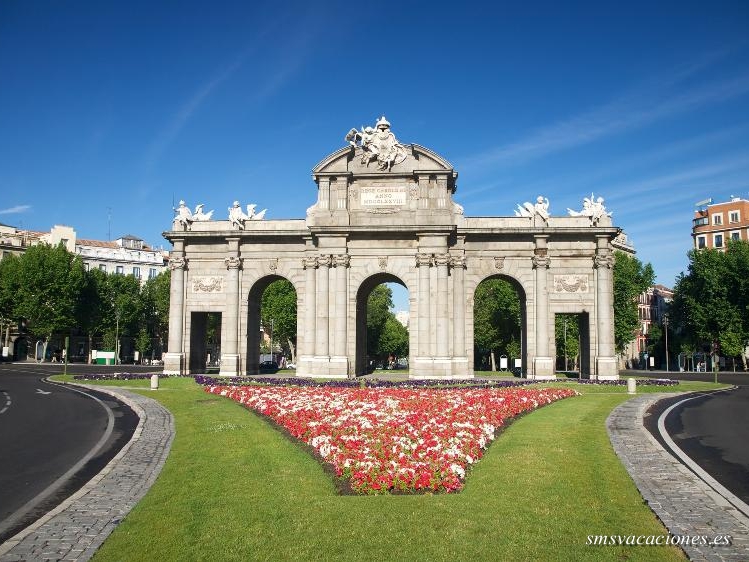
[0, 254, 21, 350]
[135, 327, 151, 362]
[14, 243, 85, 359]
[473, 278, 521, 370]
[260, 279, 297, 361]
[671, 241, 749, 370]
[141, 270, 170, 355]
[378, 315, 409, 359]
[366, 284, 393, 359]
[613, 251, 654, 355]
[79, 268, 109, 362]
[555, 314, 580, 370]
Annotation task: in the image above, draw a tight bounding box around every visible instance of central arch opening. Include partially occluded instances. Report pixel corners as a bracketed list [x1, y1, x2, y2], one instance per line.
[355, 274, 410, 376]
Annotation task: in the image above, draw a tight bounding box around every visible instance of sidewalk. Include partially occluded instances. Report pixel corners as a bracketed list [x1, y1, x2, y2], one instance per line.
[0, 386, 174, 562]
[607, 394, 749, 561]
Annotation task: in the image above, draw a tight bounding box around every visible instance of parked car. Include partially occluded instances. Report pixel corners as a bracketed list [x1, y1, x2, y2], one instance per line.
[286, 362, 296, 370]
[258, 361, 279, 374]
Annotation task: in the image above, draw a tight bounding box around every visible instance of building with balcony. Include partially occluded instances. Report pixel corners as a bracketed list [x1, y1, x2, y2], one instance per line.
[692, 197, 749, 250]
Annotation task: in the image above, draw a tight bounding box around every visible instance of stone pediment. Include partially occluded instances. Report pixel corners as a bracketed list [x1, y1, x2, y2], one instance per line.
[313, 144, 457, 189]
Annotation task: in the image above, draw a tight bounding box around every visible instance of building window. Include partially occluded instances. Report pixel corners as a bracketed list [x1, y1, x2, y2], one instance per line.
[116, 265, 124, 274]
[133, 266, 141, 278]
[714, 233, 724, 248]
[697, 236, 706, 249]
[712, 213, 723, 226]
[730, 210, 740, 223]
[99, 264, 106, 272]
[84, 263, 90, 271]
[149, 268, 158, 279]
[731, 231, 741, 242]
[693, 216, 709, 227]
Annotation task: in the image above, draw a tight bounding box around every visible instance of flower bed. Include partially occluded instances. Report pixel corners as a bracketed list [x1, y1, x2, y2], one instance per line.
[193, 375, 538, 389]
[206, 384, 577, 494]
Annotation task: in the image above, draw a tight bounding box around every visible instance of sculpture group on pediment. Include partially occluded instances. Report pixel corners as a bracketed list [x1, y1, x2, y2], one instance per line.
[345, 115, 408, 172]
[567, 193, 611, 225]
[228, 201, 267, 229]
[514, 196, 550, 221]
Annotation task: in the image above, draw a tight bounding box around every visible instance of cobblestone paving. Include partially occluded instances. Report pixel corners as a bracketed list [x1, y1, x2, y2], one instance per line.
[607, 393, 749, 561]
[0, 387, 174, 562]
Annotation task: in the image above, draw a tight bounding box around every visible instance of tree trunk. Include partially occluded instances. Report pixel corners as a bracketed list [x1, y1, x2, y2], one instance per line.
[490, 350, 496, 371]
[88, 333, 93, 364]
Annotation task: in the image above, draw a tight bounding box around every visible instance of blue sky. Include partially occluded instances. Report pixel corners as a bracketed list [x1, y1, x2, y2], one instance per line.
[2, 1, 749, 311]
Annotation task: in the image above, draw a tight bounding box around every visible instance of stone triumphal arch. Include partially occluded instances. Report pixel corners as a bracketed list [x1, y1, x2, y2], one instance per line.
[163, 117, 620, 380]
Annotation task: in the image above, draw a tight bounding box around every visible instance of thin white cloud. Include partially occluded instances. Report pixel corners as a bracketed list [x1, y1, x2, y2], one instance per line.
[0, 205, 31, 215]
[461, 64, 749, 171]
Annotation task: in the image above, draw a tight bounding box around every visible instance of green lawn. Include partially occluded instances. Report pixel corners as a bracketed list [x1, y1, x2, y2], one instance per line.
[52, 376, 726, 561]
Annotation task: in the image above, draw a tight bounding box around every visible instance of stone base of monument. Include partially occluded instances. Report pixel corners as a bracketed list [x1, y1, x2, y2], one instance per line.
[162, 352, 185, 375]
[409, 357, 474, 380]
[219, 354, 239, 377]
[530, 357, 555, 380]
[595, 356, 619, 380]
[296, 356, 348, 379]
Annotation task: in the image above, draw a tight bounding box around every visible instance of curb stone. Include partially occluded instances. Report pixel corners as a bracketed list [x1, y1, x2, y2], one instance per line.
[607, 393, 749, 561]
[0, 386, 174, 562]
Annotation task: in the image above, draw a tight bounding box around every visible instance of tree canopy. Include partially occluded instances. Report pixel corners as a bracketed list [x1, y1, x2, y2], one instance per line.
[473, 277, 521, 370]
[613, 250, 654, 354]
[671, 241, 749, 365]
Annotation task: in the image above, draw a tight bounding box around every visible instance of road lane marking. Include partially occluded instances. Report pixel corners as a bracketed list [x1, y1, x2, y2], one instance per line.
[0, 391, 10, 414]
[35, 388, 52, 395]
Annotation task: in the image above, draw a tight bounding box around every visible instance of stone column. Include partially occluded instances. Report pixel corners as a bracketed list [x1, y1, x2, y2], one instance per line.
[451, 256, 466, 358]
[331, 254, 350, 376]
[163, 250, 186, 375]
[434, 253, 450, 357]
[220, 247, 241, 376]
[301, 256, 317, 374]
[315, 254, 331, 360]
[416, 253, 432, 359]
[594, 237, 618, 379]
[532, 237, 554, 379]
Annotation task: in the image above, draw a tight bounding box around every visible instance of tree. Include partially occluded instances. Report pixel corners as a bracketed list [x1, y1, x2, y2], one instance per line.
[14, 243, 85, 359]
[555, 314, 580, 370]
[0, 254, 21, 350]
[260, 279, 298, 361]
[141, 270, 170, 355]
[613, 251, 654, 355]
[473, 278, 521, 370]
[671, 241, 749, 370]
[378, 315, 409, 359]
[366, 284, 393, 359]
[79, 268, 109, 362]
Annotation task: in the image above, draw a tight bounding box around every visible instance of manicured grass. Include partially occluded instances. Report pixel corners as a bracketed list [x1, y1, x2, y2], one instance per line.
[52, 376, 727, 560]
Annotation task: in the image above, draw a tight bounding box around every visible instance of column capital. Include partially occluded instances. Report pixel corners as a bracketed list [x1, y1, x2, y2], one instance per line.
[317, 254, 332, 268]
[450, 256, 467, 269]
[434, 253, 451, 267]
[532, 255, 551, 269]
[169, 256, 186, 271]
[415, 253, 433, 267]
[224, 256, 241, 270]
[334, 254, 351, 268]
[302, 256, 318, 269]
[593, 254, 615, 269]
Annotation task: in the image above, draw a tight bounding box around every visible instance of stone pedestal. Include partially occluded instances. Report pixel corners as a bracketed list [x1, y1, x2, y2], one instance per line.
[531, 357, 555, 380]
[595, 356, 619, 380]
[219, 354, 240, 377]
[163, 352, 185, 375]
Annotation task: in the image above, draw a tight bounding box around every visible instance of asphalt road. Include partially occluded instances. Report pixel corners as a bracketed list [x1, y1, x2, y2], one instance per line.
[641, 371, 749, 506]
[0, 363, 142, 543]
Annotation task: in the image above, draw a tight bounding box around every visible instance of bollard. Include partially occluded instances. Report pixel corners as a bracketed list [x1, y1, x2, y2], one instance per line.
[151, 374, 159, 390]
[627, 377, 636, 394]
